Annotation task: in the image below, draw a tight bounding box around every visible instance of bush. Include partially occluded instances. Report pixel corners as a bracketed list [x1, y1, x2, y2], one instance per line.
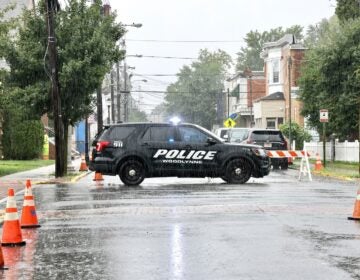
[2, 112, 44, 160]
[279, 122, 312, 150]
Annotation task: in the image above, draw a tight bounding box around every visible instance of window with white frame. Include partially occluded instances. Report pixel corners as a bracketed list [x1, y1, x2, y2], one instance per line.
[272, 60, 279, 83]
[266, 118, 276, 129]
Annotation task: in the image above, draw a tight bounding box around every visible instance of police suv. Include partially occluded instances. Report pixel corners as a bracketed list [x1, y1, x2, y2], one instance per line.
[89, 122, 271, 186]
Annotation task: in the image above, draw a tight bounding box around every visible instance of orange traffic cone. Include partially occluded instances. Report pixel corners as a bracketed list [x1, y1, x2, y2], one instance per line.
[93, 171, 104, 181]
[20, 180, 41, 228]
[0, 246, 8, 270]
[348, 190, 360, 221]
[1, 188, 26, 246]
[314, 154, 323, 171]
[79, 155, 88, 172]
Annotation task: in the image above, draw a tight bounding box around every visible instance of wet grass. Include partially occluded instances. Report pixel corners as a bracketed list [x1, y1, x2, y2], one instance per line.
[292, 159, 360, 179]
[0, 160, 54, 177]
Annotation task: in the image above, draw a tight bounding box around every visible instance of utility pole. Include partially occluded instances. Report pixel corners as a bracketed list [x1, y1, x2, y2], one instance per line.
[96, 1, 110, 132]
[45, 0, 65, 177]
[244, 68, 253, 128]
[288, 56, 292, 149]
[96, 86, 103, 134]
[249, 74, 253, 127]
[124, 62, 128, 122]
[110, 69, 115, 123]
[227, 88, 230, 118]
[84, 117, 89, 163]
[116, 61, 121, 122]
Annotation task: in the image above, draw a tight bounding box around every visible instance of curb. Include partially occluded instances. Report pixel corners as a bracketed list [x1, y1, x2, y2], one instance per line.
[70, 171, 92, 182]
[0, 172, 92, 225]
[32, 171, 92, 185]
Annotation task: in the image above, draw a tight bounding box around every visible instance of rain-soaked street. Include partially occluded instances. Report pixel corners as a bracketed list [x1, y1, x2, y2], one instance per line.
[0, 170, 359, 280]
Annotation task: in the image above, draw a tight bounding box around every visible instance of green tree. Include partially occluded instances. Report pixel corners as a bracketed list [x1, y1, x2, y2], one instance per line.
[165, 49, 232, 129]
[279, 122, 311, 150]
[236, 25, 303, 71]
[336, 0, 360, 22]
[129, 107, 148, 122]
[299, 18, 360, 140]
[0, 0, 124, 173]
[304, 17, 340, 47]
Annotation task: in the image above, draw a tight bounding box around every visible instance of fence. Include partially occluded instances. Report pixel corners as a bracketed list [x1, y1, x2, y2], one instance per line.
[304, 140, 359, 162]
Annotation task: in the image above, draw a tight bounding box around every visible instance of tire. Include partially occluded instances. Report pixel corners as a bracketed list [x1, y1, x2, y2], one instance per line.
[271, 159, 280, 170]
[225, 159, 252, 184]
[281, 161, 288, 170]
[119, 160, 145, 186]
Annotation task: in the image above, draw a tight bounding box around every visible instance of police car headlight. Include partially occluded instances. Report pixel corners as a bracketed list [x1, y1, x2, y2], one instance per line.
[252, 148, 267, 157]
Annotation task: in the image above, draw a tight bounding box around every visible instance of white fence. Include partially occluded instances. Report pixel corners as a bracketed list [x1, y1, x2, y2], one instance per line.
[304, 140, 359, 162]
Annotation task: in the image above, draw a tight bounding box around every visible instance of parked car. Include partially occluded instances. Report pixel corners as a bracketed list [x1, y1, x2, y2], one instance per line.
[214, 127, 250, 143]
[240, 129, 288, 170]
[89, 122, 271, 185]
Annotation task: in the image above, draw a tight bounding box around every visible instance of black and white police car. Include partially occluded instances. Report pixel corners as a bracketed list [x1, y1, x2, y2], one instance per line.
[89, 122, 271, 186]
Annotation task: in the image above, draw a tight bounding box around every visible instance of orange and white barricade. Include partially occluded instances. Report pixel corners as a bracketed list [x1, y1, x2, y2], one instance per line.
[267, 148, 312, 181]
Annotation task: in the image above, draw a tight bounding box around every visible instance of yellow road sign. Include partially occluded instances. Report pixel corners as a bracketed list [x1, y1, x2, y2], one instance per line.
[224, 118, 236, 128]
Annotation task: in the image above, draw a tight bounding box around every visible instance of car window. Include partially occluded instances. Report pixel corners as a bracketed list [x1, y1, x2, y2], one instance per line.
[230, 129, 249, 142]
[251, 131, 284, 142]
[142, 126, 176, 142]
[219, 129, 228, 138]
[178, 126, 208, 143]
[107, 126, 136, 140]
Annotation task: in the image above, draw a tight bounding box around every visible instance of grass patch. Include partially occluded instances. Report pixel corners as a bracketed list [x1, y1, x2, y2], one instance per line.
[292, 159, 360, 179]
[0, 160, 55, 177]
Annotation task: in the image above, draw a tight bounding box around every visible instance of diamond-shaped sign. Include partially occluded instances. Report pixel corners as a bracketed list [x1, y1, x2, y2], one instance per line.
[224, 118, 236, 128]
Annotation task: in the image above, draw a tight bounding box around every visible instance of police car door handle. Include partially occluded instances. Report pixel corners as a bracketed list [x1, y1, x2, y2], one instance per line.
[141, 142, 149, 146]
[184, 145, 192, 150]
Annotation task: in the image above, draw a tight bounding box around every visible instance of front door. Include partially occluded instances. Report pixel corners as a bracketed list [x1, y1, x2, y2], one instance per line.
[176, 125, 222, 176]
[140, 124, 182, 176]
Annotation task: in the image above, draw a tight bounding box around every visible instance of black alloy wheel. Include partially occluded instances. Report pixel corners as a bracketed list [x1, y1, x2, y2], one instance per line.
[119, 160, 145, 186]
[225, 159, 252, 184]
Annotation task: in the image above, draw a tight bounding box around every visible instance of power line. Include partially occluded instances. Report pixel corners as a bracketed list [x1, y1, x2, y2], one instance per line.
[133, 55, 197, 60]
[131, 89, 266, 95]
[126, 39, 244, 43]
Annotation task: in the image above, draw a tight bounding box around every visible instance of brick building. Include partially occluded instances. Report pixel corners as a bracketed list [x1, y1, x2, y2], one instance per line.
[224, 71, 266, 128]
[258, 34, 306, 128]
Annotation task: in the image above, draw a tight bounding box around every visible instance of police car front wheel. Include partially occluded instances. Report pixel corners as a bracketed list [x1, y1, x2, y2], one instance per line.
[225, 159, 252, 184]
[119, 160, 145, 186]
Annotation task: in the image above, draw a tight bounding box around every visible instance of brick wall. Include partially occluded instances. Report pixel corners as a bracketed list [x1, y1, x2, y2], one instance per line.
[248, 77, 266, 107]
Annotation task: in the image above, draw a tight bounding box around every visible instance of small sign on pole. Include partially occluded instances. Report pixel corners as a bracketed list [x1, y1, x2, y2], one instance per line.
[320, 109, 328, 167]
[320, 109, 329, 123]
[224, 118, 236, 128]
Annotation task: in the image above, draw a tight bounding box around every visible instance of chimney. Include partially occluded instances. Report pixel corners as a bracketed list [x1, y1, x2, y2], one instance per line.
[103, 1, 111, 16]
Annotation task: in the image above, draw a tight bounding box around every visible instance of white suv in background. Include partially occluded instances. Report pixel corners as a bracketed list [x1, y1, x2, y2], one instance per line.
[215, 128, 250, 143]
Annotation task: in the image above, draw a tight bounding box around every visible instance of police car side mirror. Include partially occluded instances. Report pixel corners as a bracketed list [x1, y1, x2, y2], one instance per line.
[222, 135, 230, 142]
[206, 137, 217, 145]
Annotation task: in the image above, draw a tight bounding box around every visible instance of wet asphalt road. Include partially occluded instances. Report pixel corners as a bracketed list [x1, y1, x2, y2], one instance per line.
[0, 170, 359, 280]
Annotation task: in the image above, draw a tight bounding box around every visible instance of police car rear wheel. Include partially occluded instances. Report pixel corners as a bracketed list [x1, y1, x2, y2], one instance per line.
[225, 159, 251, 184]
[119, 160, 145, 186]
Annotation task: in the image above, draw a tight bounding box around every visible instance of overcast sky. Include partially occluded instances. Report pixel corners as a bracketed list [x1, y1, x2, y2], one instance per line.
[111, 0, 336, 113]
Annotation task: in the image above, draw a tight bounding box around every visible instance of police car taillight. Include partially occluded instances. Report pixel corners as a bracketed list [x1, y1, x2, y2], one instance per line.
[96, 141, 110, 152]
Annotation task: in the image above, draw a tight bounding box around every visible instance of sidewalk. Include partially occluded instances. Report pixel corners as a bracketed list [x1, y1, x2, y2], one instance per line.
[0, 158, 88, 200]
